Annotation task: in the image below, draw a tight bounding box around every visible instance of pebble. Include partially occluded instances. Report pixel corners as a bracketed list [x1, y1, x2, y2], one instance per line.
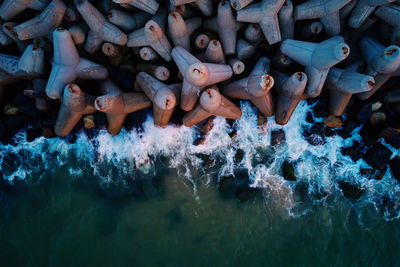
[371, 101, 382, 112]
[3, 104, 19, 116]
[83, 115, 95, 129]
[323, 115, 342, 128]
[370, 111, 386, 125]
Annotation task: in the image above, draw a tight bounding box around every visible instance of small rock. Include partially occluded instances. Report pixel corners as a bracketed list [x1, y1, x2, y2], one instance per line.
[370, 101, 382, 112]
[389, 156, 400, 183]
[338, 181, 365, 199]
[3, 104, 19, 116]
[235, 184, 259, 202]
[195, 153, 214, 167]
[234, 149, 244, 164]
[83, 115, 95, 129]
[42, 128, 55, 138]
[257, 113, 267, 134]
[356, 104, 372, 124]
[341, 147, 364, 162]
[360, 168, 375, 177]
[361, 167, 388, 180]
[364, 143, 392, 170]
[229, 130, 237, 142]
[201, 117, 214, 136]
[370, 111, 386, 125]
[193, 137, 206, 146]
[335, 129, 351, 139]
[323, 115, 342, 128]
[313, 104, 329, 118]
[343, 119, 359, 133]
[375, 166, 387, 180]
[306, 111, 314, 123]
[271, 129, 285, 146]
[282, 161, 296, 181]
[304, 122, 326, 146]
[26, 128, 42, 142]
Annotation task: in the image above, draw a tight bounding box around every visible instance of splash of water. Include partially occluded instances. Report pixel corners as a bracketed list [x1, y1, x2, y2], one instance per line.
[1, 100, 399, 220]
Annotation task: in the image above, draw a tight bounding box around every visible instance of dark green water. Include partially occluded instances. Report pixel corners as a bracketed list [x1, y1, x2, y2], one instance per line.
[1, 170, 400, 266]
[1, 103, 400, 266]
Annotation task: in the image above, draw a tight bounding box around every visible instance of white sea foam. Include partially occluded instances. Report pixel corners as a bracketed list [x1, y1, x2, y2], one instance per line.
[1, 100, 399, 220]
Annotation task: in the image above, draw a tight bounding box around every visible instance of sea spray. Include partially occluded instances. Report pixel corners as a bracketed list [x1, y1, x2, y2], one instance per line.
[1, 100, 400, 220]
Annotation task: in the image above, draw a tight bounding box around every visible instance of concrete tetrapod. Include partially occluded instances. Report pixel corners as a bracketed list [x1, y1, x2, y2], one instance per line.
[237, 0, 285, 45]
[108, 10, 151, 32]
[236, 39, 255, 61]
[94, 80, 152, 135]
[218, 0, 237, 55]
[347, 0, 396, 29]
[23, 79, 50, 112]
[326, 66, 375, 116]
[204, 40, 225, 64]
[357, 37, 400, 100]
[65, 2, 81, 22]
[139, 47, 160, 61]
[280, 35, 350, 97]
[375, 4, 400, 45]
[55, 84, 96, 137]
[112, 0, 159, 15]
[278, 0, 294, 40]
[168, 12, 201, 51]
[136, 72, 180, 127]
[171, 46, 233, 111]
[244, 24, 264, 44]
[194, 33, 211, 51]
[0, 43, 45, 80]
[168, 4, 196, 19]
[221, 62, 274, 117]
[102, 43, 124, 67]
[13, 0, 66, 41]
[294, 0, 351, 36]
[2, 22, 29, 53]
[170, 0, 213, 16]
[228, 58, 245, 75]
[182, 86, 242, 127]
[128, 17, 172, 61]
[136, 63, 170, 81]
[74, 0, 127, 54]
[272, 50, 294, 71]
[0, 0, 49, 20]
[298, 21, 323, 40]
[45, 28, 108, 100]
[272, 71, 307, 125]
[230, 0, 254, 10]
[0, 22, 12, 47]
[68, 24, 87, 45]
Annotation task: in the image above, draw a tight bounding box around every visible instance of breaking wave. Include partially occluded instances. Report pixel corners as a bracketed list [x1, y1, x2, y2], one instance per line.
[1, 100, 400, 221]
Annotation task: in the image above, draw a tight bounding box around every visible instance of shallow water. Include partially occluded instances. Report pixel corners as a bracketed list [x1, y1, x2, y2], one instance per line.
[1, 101, 400, 266]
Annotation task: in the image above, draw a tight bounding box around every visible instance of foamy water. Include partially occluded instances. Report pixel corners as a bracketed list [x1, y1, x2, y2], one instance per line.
[1, 100, 399, 220]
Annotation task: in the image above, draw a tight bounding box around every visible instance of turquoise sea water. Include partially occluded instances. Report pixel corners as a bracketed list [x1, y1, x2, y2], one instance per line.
[1, 102, 400, 266]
